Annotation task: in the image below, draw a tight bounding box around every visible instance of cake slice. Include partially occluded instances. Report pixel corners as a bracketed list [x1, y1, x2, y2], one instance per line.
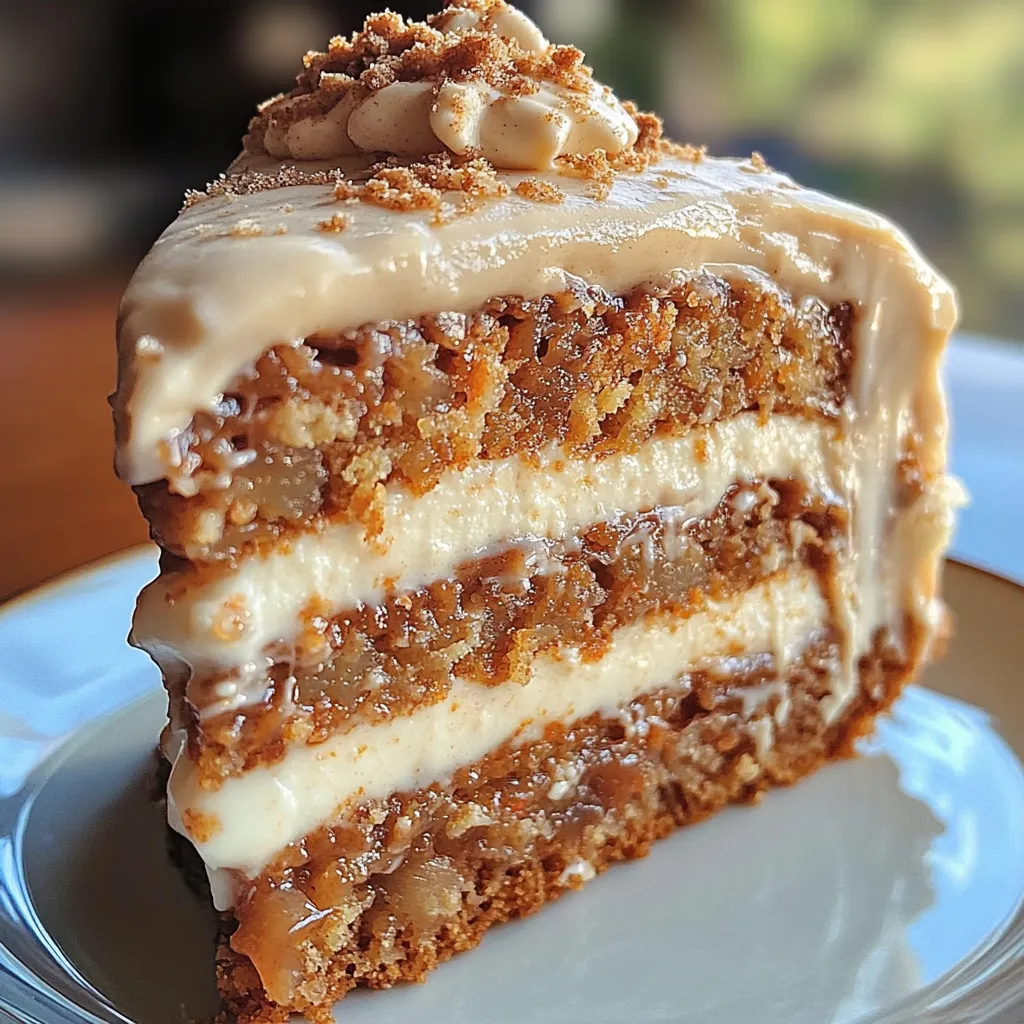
[112, 3, 962, 1021]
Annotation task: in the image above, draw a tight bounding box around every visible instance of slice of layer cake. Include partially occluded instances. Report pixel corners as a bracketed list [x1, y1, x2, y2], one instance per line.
[112, 3, 962, 1021]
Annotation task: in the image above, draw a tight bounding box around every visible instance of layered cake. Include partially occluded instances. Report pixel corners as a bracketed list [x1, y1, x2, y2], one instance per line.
[112, 3, 962, 1020]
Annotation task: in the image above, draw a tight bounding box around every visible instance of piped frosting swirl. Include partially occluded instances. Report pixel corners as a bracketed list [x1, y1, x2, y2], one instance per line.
[246, 1, 639, 169]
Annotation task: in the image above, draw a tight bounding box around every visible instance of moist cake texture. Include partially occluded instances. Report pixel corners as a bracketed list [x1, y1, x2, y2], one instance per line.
[111, 3, 962, 1021]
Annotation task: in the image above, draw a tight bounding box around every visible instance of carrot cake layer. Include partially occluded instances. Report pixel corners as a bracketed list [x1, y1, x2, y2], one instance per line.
[211, 623, 915, 1023]
[133, 274, 852, 563]
[174, 473, 846, 784]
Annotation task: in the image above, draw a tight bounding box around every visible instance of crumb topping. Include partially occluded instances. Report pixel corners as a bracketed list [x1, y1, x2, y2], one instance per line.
[742, 150, 771, 173]
[229, 219, 265, 238]
[333, 153, 511, 216]
[242, 2, 641, 170]
[176, 7, 717, 219]
[316, 213, 350, 232]
[514, 178, 565, 203]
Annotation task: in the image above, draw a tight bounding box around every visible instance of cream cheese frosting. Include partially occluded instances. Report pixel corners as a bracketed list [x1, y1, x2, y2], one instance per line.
[112, 154, 955, 490]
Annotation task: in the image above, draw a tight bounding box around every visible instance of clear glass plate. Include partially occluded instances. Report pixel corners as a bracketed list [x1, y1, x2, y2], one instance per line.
[2, 551, 1023, 1024]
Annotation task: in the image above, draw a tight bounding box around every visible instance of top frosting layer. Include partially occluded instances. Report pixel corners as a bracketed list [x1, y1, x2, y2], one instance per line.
[113, 147, 955, 487]
[246, 1, 639, 168]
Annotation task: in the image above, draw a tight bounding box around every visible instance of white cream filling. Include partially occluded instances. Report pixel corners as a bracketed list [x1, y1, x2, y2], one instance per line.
[169, 565, 829, 886]
[132, 413, 844, 675]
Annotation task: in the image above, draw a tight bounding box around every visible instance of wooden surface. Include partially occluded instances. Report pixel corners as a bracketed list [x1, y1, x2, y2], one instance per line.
[0, 279, 150, 601]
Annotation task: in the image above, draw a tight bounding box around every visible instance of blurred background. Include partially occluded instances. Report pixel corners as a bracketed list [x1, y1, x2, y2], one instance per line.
[0, 0, 1022, 599]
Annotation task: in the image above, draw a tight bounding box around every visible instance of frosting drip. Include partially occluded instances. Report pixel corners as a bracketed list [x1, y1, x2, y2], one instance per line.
[248, 1, 639, 167]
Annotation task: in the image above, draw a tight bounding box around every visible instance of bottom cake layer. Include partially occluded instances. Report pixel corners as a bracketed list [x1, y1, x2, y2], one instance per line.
[208, 624, 919, 1024]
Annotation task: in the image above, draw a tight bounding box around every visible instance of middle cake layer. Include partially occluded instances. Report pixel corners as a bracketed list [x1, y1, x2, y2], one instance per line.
[169, 563, 831, 884]
[134, 412, 846, 675]
[181, 471, 844, 783]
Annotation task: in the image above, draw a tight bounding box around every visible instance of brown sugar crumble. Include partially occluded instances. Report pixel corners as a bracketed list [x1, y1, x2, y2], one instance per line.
[743, 151, 770, 173]
[554, 151, 614, 200]
[333, 154, 510, 214]
[514, 178, 565, 203]
[244, 2, 599, 157]
[230, 219, 264, 238]
[181, 808, 221, 843]
[317, 213, 350, 233]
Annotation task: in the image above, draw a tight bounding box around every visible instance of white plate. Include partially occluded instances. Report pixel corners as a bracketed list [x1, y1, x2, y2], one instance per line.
[1, 551, 1023, 1024]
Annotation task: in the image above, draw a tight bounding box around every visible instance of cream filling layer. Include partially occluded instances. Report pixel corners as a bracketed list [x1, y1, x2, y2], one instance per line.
[132, 413, 844, 676]
[168, 565, 830, 886]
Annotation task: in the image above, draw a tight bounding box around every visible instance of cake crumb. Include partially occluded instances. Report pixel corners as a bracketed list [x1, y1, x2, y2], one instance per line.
[662, 140, 707, 164]
[181, 808, 221, 843]
[554, 150, 614, 200]
[333, 154, 510, 215]
[229, 219, 264, 238]
[317, 213, 350, 233]
[742, 151, 770, 173]
[514, 178, 565, 203]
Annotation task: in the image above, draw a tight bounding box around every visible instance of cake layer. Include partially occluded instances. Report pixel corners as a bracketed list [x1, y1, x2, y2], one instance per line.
[182, 475, 844, 784]
[169, 564, 828, 883]
[134, 413, 843, 675]
[214, 625, 914, 1021]
[134, 272, 851, 561]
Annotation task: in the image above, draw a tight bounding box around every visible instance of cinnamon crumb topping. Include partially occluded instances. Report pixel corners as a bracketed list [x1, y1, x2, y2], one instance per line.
[333, 154, 509, 214]
[317, 213, 350, 233]
[743, 150, 770, 173]
[514, 178, 565, 203]
[249, 2, 595, 152]
[181, 808, 221, 843]
[554, 150, 615, 200]
[661, 139, 707, 164]
[175, 10, 716, 212]
[182, 167, 353, 211]
[229, 219, 264, 238]
[237, 3, 645, 169]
